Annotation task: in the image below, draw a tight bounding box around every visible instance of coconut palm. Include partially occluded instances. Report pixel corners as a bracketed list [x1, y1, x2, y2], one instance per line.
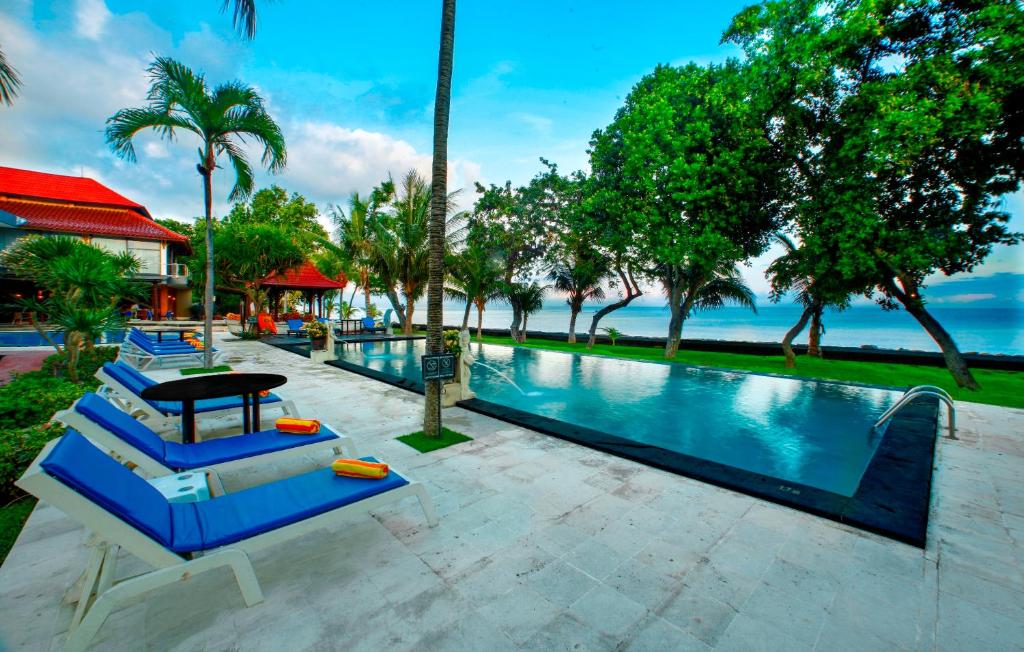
[547, 248, 610, 344]
[222, 0, 258, 38]
[660, 261, 757, 358]
[503, 282, 547, 342]
[329, 193, 377, 313]
[446, 240, 504, 340]
[0, 46, 21, 106]
[106, 57, 286, 367]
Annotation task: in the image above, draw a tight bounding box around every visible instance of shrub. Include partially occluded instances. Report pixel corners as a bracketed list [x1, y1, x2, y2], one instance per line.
[0, 422, 65, 503]
[41, 346, 119, 383]
[0, 373, 87, 430]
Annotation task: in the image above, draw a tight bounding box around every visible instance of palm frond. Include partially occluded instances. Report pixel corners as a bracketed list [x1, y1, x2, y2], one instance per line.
[105, 108, 197, 162]
[220, 139, 255, 202]
[221, 0, 259, 39]
[0, 46, 23, 106]
[219, 101, 287, 172]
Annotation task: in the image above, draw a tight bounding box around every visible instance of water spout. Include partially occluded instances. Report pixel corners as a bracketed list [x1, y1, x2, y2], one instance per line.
[473, 360, 534, 396]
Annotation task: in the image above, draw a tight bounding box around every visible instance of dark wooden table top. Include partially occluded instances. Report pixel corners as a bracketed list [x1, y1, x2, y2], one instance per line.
[139, 373, 288, 402]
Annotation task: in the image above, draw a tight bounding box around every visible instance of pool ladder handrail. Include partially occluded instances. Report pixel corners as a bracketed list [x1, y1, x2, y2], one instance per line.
[874, 385, 957, 440]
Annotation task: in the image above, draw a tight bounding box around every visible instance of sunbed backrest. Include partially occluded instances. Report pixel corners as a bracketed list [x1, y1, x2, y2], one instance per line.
[40, 431, 173, 548]
[103, 362, 155, 396]
[287, 319, 304, 331]
[76, 393, 167, 462]
[361, 317, 375, 329]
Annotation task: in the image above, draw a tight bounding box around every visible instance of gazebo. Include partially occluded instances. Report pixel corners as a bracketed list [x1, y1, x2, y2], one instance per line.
[262, 261, 347, 319]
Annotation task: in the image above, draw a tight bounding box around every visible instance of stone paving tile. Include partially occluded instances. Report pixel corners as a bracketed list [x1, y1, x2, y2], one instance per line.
[1, 336, 1022, 651]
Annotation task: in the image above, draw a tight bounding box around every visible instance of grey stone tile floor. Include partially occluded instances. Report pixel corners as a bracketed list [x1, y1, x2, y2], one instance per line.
[1, 336, 1022, 650]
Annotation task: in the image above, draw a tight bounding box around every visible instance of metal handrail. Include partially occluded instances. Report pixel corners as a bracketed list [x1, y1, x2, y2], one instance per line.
[167, 263, 189, 277]
[874, 385, 957, 440]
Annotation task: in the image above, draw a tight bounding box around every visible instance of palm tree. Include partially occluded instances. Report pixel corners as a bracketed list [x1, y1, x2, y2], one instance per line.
[424, 0, 458, 436]
[446, 241, 504, 340]
[106, 57, 286, 367]
[329, 193, 376, 313]
[547, 248, 610, 343]
[660, 261, 757, 359]
[503, 282, 547, 342]
[0, 45, 22, 106]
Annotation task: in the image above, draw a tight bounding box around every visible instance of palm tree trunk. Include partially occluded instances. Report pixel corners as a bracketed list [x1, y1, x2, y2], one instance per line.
[883, 277, 979, 389]
[361, 269, 372, 312]
[509, 301, 524, 342]
[782, 305, 813, 368]
[404, 294, 415, 335]
[587, 261, 641, 348]
[808, 303, 823, 357]
[663, 267, 685, 359]
[476, 300, 484, 341]
[422, 0, 457, 437]
[568, 306, 579, 344]
[385, 288, 406, 327]
[461, 301, 471, 329]
[202, 155, 215, 369]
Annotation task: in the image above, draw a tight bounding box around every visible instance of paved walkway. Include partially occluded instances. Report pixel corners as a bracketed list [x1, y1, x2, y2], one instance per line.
[0, 349, 50, 385]
[0, 337, 1022, 650]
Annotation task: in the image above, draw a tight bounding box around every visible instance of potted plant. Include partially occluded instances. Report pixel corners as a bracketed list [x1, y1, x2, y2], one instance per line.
[306, 320, 328, 350]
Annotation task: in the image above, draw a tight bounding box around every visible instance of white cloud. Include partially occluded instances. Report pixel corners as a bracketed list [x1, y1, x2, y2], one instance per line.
[74, 0, 111, 40]
[931, 293, 998, 304]
[511, 112, 553, 136]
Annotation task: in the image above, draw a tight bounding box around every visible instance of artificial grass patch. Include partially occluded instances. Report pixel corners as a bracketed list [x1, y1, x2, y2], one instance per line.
[397, 427, 473, 453]
[180, 365, 233, 376]
[0, 498, 36, 565]
[472, 334, 1024, 409]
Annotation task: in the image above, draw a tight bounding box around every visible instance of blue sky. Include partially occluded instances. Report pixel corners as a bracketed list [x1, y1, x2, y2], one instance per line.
[1, 0, 1021, 305]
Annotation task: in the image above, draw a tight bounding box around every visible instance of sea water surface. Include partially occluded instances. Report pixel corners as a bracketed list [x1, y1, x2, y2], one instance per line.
[424, 304, 1023, 355]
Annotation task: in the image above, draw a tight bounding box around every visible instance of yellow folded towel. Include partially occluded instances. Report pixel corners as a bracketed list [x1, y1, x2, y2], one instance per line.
[276, 417, 321, 434]
[332, 459, 389, 479]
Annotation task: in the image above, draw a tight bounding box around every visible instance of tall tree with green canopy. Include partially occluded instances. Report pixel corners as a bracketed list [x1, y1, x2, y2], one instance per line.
[227, 186, 327, 245]
[446, 219, 505, 339]
[590, 61, 787, 358]
[106, 57, 286, 367]
[725, 0, 1023, 388]
[0, 45, 22, 106]
[190, 221, 305, 326]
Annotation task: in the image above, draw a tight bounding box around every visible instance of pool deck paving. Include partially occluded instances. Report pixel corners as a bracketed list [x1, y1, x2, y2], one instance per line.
[1, 336, 1022, 651]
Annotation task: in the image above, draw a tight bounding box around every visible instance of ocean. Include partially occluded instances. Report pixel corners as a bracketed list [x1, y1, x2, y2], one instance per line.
[425, 303, 1023, 356]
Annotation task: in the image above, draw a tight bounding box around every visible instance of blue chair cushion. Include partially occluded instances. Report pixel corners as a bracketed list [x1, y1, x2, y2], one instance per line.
[361, 317, 376, 329]
[168, 458, 409, 552]
[103, 361, 154, 397]
[41, 431, 174, 548]
[75, 393, 167, 462]
[286, 319, 305, 332]
[162, 426, 340, 471]
[152, 393, 283, 416]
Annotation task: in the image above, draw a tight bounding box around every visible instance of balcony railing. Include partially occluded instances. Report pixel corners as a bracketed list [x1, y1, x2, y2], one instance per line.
[167, 263, 188, 277]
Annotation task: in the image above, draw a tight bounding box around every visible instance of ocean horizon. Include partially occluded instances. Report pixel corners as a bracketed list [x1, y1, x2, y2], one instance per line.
[390, 303, 1024, 356]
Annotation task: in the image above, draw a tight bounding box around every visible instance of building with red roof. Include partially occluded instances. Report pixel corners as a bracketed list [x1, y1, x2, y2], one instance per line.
[262, 261, 347, 318]
[0, 166, 193, 319]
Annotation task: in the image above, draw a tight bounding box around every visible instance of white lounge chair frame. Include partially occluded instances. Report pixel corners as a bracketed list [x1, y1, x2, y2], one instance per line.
[55, 401, 357, 478]
[95, 366, 298, 437]
[118, 337, 223, 371]
[17, 439, 438, 652]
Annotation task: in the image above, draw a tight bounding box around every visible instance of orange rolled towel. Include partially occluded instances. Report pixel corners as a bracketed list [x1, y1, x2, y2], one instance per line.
[258, 389, 270, 397]
[275, 417, 321, 434]
[332, 459, 389, 479]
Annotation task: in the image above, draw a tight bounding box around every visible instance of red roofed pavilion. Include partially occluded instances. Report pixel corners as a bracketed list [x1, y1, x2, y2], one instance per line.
[0, 166, 193, 320]
[262, 261, 347, 318]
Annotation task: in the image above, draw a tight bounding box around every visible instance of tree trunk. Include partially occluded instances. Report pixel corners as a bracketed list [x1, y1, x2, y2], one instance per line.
[476, 300, 484, 341]
[201, 154, 215, 369]
[423, 0, 457, 436]
[461, 301, 471, 329]
[782, 305, 813, 368]
[663, 267, 685, 359]
[808, 303, 823, 357]
[885, 278, 980, 389]
[587, 261, 642, 348]
[362, 269, 372, 313]
[404, 295, 415, 335]
[568, 306, 579, 344]
[509, 300, 524, 342]
[385, 288, 406, 329]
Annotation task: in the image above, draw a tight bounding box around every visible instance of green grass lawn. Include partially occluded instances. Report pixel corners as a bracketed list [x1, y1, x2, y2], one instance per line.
[0, 498, 36, 565]
[397, 427, 473, 453]
[180, 365, 233, 376]
[471, 334, 1024, 409]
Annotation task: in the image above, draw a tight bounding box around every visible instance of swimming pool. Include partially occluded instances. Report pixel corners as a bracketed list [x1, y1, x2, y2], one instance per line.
[340, 339, 901, 495]
[0, 330, 126, 347]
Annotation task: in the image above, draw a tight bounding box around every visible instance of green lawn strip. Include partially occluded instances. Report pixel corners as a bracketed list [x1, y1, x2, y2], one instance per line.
[180, 365, 233, 376]
[0, 498, 37, 565]
[397, 427, 473, 453]
[471, 334, 1023, 409]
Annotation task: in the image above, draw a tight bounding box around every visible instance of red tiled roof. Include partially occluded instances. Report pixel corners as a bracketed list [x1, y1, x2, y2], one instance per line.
[0, 166, 149, 215]
[262, 261, 347, 289]
[0, 198, 189, 244]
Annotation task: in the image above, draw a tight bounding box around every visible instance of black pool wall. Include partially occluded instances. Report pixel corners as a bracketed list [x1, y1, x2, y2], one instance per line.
[413, 324, 1024, 371]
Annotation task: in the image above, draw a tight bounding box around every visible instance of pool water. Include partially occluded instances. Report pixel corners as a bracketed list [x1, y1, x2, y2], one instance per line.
[339, 340, 900, 496]
[0, 330, 126, 346]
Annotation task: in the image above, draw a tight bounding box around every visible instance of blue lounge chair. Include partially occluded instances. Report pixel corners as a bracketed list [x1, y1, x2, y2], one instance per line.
[286, 319, 306, 337]
[57, 393, 355, 476]
[96, 362, 297, 436]
[361, 316, 386, 334]
[120, 330, 221, 370]
[16, 431, 436, 652]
